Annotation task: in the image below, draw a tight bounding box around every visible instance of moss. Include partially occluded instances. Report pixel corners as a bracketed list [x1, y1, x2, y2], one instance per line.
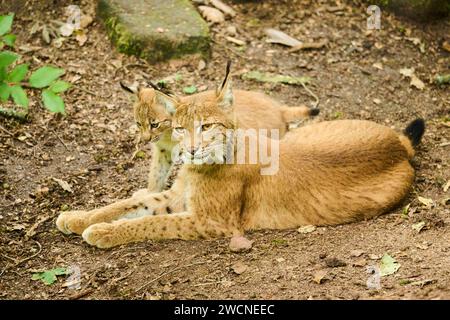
[97, 0, 210, 62]
[368, 0, 450, 20]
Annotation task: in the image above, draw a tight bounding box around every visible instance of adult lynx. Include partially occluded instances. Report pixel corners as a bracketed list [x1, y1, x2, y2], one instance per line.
[57, 67, 424, 248]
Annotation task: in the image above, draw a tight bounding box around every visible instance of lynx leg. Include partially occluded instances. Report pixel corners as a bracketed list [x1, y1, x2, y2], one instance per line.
[56, 183, 184, 235]
[82, 212, 235, 248]
[147, 143, 175, 192]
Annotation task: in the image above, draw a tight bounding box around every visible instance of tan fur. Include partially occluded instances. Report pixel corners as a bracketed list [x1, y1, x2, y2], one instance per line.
[56, 76, 419, 249]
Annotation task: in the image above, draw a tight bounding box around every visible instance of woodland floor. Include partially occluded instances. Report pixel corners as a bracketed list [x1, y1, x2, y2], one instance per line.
[0, 0, 449, 300]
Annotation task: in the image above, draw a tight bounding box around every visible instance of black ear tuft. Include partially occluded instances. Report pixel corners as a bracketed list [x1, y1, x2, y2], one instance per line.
[120, 81, 135, 94]
[221, 60, 232, 89]
[404, 118, 425, 147]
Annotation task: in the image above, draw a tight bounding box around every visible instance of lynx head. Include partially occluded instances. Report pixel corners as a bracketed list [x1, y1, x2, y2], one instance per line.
[122, 82, 176, 143]
[159, 62, 236, 165]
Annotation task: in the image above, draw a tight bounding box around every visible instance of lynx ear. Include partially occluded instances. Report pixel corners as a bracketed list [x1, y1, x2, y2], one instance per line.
[154, 90, 178, 115]
[216, 60, 233, 110]
[120, 81, 137, 94]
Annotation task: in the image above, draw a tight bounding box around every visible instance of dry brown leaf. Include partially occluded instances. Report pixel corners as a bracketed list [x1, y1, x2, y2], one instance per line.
[53, 178, 73, 193]
[443, 180, 450, 192]
[76, 32, 87, 46]
[298, 225, 316, 234]
[198, 6, 225, 24]
[418, 196, 433, 208]
[313, 270, 327, 284]
[352, 258, 367, 267]
[265, 28, 302, 47]
[410, 75, 425, 90]
[288, 39, 328, 53]
[442, 41, 450, 53]
[350, 249, 365, 257]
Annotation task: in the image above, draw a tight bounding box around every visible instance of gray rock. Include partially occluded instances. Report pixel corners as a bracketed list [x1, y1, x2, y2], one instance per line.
[97, 0, 210, 62]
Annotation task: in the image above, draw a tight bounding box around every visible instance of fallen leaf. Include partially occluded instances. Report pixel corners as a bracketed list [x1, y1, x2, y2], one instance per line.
[410, 75, 425, 90]
[264, 28, 302, 47]
[288, 39, 328, 53]
[379, 253, 401, 276]
[297, 225, 316, 234]
[410, 279, 436, 287]
[372, 62, 383, 70]
[31, 267, 70, 285]
[210, 0, 236, 17]
[369, 253, 382, 260]
[313, 270, 328, 284]
[418, 196, 433, 208]
[52, 178, 73, 193]
[350, 249, 365, 257]
[183, 85, 197, 94]
[399, 68, 425, 90]
[80, 15, 93, 29]
[76, 32, 87, 46]
[443, 41, 450, 52]
[352, 258, 367, 267]
[373, 98, 382, 105]
[59, 23, 74, 37]
[399, 67, 415, 77]
[198, 6, 225, 24]
[229, 235, 253, 252]
[276, 257, 285, 263]
[231, 261, 248, 275]
[412, 221, 426, 233]
[242, 71, 310, 85]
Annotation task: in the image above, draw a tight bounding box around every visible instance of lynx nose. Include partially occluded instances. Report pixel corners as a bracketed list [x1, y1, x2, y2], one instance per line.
[187, 147, 198, 156]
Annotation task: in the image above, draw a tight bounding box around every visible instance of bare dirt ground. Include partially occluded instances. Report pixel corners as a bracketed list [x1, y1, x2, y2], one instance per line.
[0, 0, 449, 300]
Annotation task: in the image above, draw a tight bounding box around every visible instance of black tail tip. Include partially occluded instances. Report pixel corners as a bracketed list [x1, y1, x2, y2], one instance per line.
[404, 118, 425, 147]
[310, 108, 320, 116]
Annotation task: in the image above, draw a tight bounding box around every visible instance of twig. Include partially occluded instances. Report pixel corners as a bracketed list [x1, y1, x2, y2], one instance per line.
[0, 240, 43, 278]
[76, 86, 97, 96]
[68, 288, 94, 300]
[0, 124, 14, 137]
[14, 240, 43, 268]
[135, 261, 206, 292]
[25, 215, 52, 239]
[300, 81, 320, 109]
[51, 129, 69, 151]
[288, 39, 328, 53]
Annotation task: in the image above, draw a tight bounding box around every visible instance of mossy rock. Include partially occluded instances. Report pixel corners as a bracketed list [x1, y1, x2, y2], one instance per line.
[97, 0, 210, 62]
[369, 0, 450, 20]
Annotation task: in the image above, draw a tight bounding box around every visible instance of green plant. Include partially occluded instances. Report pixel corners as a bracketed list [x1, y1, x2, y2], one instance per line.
[0, 14, 70, 119]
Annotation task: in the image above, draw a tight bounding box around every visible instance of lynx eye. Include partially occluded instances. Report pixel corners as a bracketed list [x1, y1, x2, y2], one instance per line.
[201, 123, 215, 131]
[174, 127, 185, 135]
[150, 122, 160, 129]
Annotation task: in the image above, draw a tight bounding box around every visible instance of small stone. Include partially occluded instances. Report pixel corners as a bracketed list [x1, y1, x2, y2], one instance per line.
[231, 261, 248, 275]
[325, 257, 347, 268]
[350, 249, 365, 257]
[229, 235, 253, 252]
[226, 25, 237, 36]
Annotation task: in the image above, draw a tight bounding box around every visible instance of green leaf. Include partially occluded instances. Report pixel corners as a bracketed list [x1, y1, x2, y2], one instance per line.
[0, 82, 10, 102]
[0, 51, 18, 68]
[0, 67, 6, 81]
[0, 14, 14, 36]
[9, 85, 28, 108]
[183, 85, 197, 94]
[2, 33, 16, 47]
[49, 80, 71, 93]
[42, 89, 65, 114]
[7, 63, 28, 83]
[29, 66, 64, 88]
[242, 71, 311, 85]
[31, 267, 69, 285]
[379, 253, 401, 277]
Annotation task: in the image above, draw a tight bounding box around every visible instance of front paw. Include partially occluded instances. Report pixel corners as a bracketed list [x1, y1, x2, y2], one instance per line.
[56, 210, 90, 235]
[82, 223, 120, 249]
